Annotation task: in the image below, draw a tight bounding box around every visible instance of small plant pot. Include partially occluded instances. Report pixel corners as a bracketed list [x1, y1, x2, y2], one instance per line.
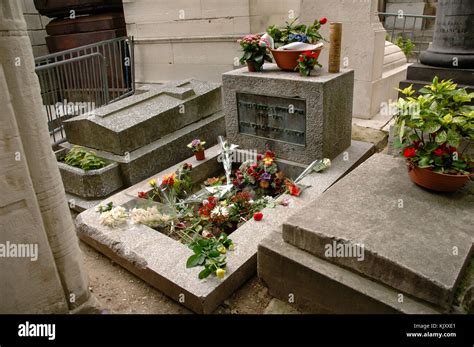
[195, 150, 206, 161]
[246, 61, 256, 72]
[271, 48, 322, 71]
[407, 162, 472, 192]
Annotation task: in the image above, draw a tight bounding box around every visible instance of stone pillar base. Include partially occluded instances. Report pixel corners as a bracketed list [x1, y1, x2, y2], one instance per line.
[420, 51, 474, 69]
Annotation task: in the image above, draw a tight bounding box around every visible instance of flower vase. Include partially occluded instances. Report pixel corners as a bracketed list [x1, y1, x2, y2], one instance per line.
[195, 150, 205, 161]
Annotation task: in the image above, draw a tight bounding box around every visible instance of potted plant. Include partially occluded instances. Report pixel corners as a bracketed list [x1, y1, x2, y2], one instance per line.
[394, 77, 474, 192]
[238, 34, 273, 72]
[187, 138, 207, 161]
[296, 51, 322, 76]
[266, 17, 327, 71]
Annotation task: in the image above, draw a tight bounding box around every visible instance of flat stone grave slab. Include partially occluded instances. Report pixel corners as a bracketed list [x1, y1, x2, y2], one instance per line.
[283, 153, 474, 309]
[76, 141, 374, 313]
[223, 65, 353, 165]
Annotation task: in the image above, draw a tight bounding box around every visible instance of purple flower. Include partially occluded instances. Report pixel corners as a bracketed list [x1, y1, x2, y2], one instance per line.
[260, 172, 271, 181]
[191, 139, 201, 147]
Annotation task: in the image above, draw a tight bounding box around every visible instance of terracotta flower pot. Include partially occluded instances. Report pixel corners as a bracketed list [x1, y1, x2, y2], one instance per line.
[246, 61, 256, 72]
[195, 150, 205, 161]
[271, 48, 322, 71]
[407, 162, 472, 192]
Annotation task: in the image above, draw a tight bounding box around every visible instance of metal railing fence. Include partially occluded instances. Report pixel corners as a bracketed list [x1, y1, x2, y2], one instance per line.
[378, 12, 436, 62]
[35, 36, 134, 146]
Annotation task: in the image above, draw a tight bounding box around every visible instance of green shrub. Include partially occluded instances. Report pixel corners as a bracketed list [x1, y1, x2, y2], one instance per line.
[64, 146, 107, 171]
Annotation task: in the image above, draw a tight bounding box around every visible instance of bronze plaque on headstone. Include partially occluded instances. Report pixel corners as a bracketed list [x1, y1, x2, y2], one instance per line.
[236, 92, 306, 146]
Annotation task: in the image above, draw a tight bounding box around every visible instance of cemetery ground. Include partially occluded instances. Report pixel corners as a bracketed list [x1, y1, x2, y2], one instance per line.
[76, 125, 388, 314]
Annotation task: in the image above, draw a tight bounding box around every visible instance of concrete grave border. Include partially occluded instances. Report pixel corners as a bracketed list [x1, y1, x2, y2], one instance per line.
[76, 141, 374, 313]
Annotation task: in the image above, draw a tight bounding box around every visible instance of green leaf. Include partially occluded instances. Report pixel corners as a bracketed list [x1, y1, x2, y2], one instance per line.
[209, 250, 220, 258]
[447, 128, 462, 147]
[186, 254, 201, 268]
[418, 156, 432, 168]
[254, 55, 264, 63]
[435, 131, 447, 144]
[422, 121, 441, 134]
[198, 267, 212, 279]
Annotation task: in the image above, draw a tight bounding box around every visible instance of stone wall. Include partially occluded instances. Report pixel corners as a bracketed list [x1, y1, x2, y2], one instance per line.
[19, 0, 50, 57]
[125, 0, 300, 83]
[125, 0, 407, 119]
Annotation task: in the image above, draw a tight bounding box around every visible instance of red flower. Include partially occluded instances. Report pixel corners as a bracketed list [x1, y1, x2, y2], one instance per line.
[403, 147, 416, 158]
[319, 17, 328, 25]
[298, 56, 305, 62]
[138, 191, 147, 199]
[433, 147, 445, 156]
[256, 154, 263, 161]
[289, 184, 301, 196]
[253, 212, 263, 221]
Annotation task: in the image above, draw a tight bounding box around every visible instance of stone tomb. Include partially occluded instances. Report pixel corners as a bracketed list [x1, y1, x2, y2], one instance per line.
[223, 65, 353, 165]
[76, 141, 374, 313]
[258, 154, 474, 313]
[59, 79, 226, 210]
[75, 66, 375, 313]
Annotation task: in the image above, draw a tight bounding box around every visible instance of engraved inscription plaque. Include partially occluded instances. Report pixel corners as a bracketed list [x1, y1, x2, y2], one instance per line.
[236, 92, 306, 146]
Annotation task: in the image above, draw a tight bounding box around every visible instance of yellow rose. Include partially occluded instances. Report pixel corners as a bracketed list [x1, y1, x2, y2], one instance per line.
[217, 246, 227, 254]
[216, 268, 226, 279]
[229, 243, 235, 251]
[148, 178, 157, 187]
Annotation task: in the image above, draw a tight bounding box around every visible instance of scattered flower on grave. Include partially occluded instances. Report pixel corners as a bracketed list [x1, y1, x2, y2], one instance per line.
[161, 172, 176, 186]
[175, 222, 186, 229]
[253, 212, 263, 221]
[216, 268, 226, 279]
[99, 206, 128, 227]
[186, 233, 233, 280]
[204, 176, 224, 186]
[285, 179, 302, 197]
[130, 206, 171, 228]
[137, 191, 147, 199]
[280, 197, 291, 206]
[296, 50, 322, 76]
[95, 201, 114, 213]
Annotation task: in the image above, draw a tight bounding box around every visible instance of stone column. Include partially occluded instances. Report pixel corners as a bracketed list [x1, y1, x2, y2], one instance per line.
[0, 0, 90, 312]
[420, 0, 474, 69]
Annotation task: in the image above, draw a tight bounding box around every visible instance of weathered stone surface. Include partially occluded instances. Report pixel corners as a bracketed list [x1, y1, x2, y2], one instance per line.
[223, 65, 353, 165]
[258, 232, 441, 314]
[76, 141, 374, 313]
[283, 154, 474, 308]
[63, 111, 226, 186]
[58, 161, 123, 199]
[64, 79, 223, 155]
